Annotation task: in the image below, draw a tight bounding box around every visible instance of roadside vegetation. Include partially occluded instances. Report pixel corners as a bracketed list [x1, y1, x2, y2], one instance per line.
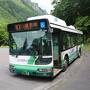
[83, 43, 90, 51]
[52, 0, 90, 44]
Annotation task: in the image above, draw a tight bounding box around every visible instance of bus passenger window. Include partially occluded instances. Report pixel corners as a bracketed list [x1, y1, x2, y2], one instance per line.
[63, 33, 68, 50]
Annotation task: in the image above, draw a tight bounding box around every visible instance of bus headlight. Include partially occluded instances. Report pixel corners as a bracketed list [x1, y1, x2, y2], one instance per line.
[38, 68, 52, 72]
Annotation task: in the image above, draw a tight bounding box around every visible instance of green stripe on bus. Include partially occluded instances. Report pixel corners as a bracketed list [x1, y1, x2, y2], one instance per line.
[61, 52, 78, 67]
[69, 52, 77, 62]
[28, 56, 35, 65]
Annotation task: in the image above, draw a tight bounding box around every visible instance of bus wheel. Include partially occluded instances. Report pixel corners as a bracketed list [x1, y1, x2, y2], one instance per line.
[62, 56, 69, 72]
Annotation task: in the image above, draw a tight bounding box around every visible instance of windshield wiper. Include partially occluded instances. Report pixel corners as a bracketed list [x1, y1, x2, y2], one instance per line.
[22, 38, 27, 50]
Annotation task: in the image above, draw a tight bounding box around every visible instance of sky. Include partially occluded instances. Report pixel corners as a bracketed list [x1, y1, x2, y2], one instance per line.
[31, 0, 53, 14]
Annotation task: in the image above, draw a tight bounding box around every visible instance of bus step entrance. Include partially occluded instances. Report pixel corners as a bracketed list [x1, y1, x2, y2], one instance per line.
[53, 68, 62, 76]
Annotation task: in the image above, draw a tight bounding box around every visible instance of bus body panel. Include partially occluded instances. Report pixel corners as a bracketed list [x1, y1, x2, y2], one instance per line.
[61, 45, 82, 67]
[9, 64, 53, 77]
[9, 55, 53, 77]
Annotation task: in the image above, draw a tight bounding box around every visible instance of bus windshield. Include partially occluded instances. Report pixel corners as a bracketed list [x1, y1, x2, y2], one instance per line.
[9, 30, 52, 56]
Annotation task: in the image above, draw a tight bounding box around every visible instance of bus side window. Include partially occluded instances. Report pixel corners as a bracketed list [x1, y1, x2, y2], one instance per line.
[63, 32, 70, 50]
[53, 35, 59, 61]
[70, 33, 75, 47]
[67, 33, 71, 48]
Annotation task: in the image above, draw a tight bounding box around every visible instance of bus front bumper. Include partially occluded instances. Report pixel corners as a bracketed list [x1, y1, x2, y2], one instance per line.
[9, 64, 53, 77]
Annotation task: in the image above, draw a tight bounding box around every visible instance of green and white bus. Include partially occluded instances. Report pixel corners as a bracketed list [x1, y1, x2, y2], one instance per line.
[8, 15, 83, 77]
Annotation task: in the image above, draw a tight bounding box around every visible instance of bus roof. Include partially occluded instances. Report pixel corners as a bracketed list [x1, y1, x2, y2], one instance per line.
[27, 15, 83, 34]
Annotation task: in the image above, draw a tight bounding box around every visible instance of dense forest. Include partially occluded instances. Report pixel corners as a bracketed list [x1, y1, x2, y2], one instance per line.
[0, 0, 42, 46]
[52, 0, 90, 43]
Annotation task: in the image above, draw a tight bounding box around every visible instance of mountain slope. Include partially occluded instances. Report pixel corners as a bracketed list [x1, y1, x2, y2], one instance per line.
[0, 0, 39, 22]
[0, 0, 43, 46]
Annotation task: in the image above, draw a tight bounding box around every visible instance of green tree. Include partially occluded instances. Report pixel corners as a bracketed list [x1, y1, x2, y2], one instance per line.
[52, 0, 90, 25]
[52, 0, 90, 43]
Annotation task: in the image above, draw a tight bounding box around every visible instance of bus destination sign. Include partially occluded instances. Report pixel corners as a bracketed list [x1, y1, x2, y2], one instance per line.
[8, 19, 48, 32]
[15, 21, 38, 31]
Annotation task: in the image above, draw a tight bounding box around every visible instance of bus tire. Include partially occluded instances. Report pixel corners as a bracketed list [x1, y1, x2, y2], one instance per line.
[62, 56, 69, 72]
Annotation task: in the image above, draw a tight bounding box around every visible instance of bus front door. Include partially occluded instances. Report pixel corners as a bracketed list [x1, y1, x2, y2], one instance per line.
[53, 35, 61, 76]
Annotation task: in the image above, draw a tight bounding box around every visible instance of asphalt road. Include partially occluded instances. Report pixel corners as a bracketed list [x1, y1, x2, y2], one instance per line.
[0, 48, 90, 90]
[48, 51, 90, 90]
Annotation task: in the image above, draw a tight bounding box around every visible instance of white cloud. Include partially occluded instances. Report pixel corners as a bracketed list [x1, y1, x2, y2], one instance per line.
[31, 0, 53, 14]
